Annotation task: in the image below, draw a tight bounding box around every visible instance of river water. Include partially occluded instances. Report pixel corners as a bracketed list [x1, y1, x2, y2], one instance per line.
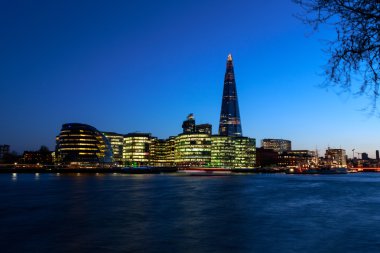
[1, 173, 380, 253]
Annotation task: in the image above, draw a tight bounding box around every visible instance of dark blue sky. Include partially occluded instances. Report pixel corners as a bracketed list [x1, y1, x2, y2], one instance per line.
[1, 0, 378, 157]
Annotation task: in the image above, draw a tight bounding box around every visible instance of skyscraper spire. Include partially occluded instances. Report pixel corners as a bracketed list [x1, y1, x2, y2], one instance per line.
[218, 54, 242, 137]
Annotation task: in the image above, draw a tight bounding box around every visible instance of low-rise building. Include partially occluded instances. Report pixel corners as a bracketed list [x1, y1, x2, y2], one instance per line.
[123, 133, 153, 167]
[103, 132, 124, 165]
[324, 148, 347, 168]
[261, 139, 291, 153]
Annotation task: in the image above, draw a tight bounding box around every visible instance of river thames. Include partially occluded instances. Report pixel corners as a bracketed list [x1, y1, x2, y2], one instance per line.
[1, 173, 380, 253]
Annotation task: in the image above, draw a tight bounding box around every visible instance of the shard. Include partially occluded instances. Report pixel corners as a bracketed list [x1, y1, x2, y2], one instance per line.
[218, 54, 242, 137]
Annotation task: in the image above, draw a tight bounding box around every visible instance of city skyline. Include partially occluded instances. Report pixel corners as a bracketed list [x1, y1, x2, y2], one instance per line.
[1, 1, 379, 157]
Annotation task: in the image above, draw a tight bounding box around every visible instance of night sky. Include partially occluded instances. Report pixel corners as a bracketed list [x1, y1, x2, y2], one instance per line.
[1, 0, 379, 157]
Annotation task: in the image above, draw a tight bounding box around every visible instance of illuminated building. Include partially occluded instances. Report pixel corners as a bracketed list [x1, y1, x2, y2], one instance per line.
[261, 139, 291, 153]
[151, 137, 175, 167]
[196, 124, 212, 135]
[278, 150, 315, 168]
[211, 136, 235, 168]
[174, 133, 211, 167]
[20, 146, 53, 165]
[103, 132, 124, 165]
[55, 123, 113, 166]
[233, 137, 256, 168]
[182, 113, 196, 134]
[219, 54, 242, 137]
[123, 133, 153, 167]
[324, 148, 347, 168]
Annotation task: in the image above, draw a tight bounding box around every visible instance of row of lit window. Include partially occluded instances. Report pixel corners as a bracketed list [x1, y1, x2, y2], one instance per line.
[59, 148, 99, 151]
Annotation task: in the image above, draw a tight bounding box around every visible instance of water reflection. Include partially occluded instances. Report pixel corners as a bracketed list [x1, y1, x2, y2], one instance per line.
[0, 173, 380, 252]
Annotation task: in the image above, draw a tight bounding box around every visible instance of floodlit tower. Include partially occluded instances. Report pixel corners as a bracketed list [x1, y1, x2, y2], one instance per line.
[218, 54, 242, 137]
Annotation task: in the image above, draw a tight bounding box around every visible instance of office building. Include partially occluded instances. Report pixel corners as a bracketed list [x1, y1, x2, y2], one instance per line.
[103, 132, 124, 165]
[261, 139, 291, 153]
[174, 133, 211, 167]
[123, 133, 153, 167]
[219, 54, 242, 137]
[278, 150, 316, 168]
[233, 137, 256, 168]
[196, 124, 212, 135]
[324, 148, 347, 168]
[182, 113, 196, 134]
[210, 136, 235, 168]
[55, 123, 113, 166]
[151, 137, 175, 167]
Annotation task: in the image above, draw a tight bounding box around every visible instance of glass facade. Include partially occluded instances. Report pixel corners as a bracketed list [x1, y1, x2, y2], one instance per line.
[55, 123, 113, 166]
[219, 54, 243, 137]
[123, 133, 152, 167]
[211, 136, 235, 168]
[174, 134, 211, 167]
[233, 137, 256, 168]
[103, 132, 124, 165]
[151, 137, 175, 167]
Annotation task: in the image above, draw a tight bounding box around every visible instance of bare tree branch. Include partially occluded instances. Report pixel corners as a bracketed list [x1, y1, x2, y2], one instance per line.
[294, 0, 380, 111]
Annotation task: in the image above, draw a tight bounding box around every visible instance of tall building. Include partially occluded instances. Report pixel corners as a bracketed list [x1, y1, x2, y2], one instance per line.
[218, 54, 242, 137]
[55, 123, 113, 166]
[376, 150, 379, 160]
[261, 139, 291, 153]
[182, 114, 196, 134]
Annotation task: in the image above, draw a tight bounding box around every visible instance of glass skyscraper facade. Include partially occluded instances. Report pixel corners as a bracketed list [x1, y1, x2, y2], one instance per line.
[219, 54, 242, 137]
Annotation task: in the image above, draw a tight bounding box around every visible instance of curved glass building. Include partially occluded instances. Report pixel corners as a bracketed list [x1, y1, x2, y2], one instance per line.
[56, 123, 113, 166]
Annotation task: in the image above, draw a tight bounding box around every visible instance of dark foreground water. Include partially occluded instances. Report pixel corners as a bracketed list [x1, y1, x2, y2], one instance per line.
[1, 173, 380, 253]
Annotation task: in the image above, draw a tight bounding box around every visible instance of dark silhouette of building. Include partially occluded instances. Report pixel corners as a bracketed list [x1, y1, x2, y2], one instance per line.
[0, 145, 10, 160]
[196, 124, 212, 135]
[182, 113, 196, 134]
[218, 54, 242, 137]
[256, 147, 279, 167]
[376, 150, 379, 160]
[55, 123, 113, 166]
[362, 152, 369, 160]
[20, 146, 53, 165]
[182, 114, 212, 135]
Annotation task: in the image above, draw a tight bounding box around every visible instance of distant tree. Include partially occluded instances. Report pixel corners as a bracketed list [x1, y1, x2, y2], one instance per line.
[39, 145, 50, 153]
[294, 0, 379, 111]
